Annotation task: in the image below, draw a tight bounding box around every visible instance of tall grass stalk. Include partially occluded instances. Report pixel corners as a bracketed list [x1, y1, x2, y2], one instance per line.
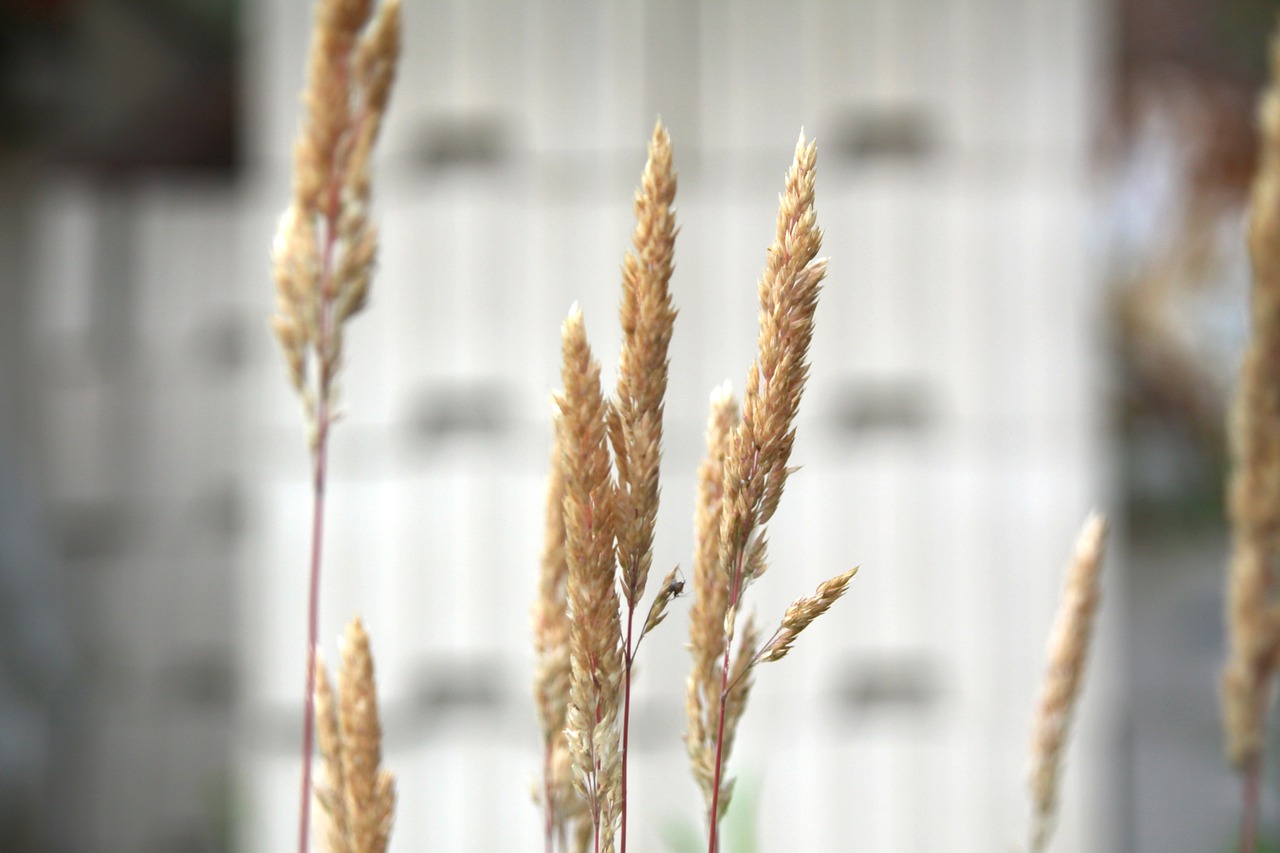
[301, 400, 331, 852]
[269, 0, 401, 849]
[610, 121, 678, 853]
[692, 132, 856, 852]
[547, 121, 684, 853]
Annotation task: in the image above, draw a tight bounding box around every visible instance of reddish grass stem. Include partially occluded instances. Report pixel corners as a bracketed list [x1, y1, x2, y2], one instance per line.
[297, 412, 329, 853]
[706, 637, 732, 853]
[1242, 754, 1262, 853]
[543, 741, 555, 853]
[297, 197, 339, 853]
[707, 566, 744, 853]
[621, 607, 637, 853]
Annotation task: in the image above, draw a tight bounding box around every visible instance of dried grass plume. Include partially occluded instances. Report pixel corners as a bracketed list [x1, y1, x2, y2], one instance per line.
[541, 128, 856, 853]
[558, 306, 624, 851]
[690, 132, 858, 845]
[685, 384, 743, 812]
[1028, 512, 1108, 853]
[313, 654, 350, 853]
[271, 0, 402, 442]
[313, 618, 396, 853]
[611, 119, 678, 614]
[533, 417, 582, 847]
[718, 131, 826, 626]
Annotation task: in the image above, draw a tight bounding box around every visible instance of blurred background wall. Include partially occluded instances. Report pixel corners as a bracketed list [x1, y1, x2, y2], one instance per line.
[0, 0, 1271, 851]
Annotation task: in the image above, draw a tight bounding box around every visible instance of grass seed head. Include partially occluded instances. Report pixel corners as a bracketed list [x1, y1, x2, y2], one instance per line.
[1029, 513, 1108, 853]
[272, 0, 401, 443]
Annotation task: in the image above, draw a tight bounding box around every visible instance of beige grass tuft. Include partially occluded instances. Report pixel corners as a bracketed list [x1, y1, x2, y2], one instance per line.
[558, 306, 624, 851]
[544, 129, 855, 851]
[313, 618, 396, 853]
[690, 133, 857, 843]
[313, 654, 349, 853]
[685, 384, 741, 811]
[760, 566, 859, 664]
[533, 417, 581, 847]
[718, 132, 825, 616]
[1028, 512, 1108, 853]
[271, 0, 402, 440]
[534, 418, 572, 748]
[611, 119, 679, 613]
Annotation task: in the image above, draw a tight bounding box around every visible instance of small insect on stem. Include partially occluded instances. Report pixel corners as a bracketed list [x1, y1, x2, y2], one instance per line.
[638, 566, 685, 648]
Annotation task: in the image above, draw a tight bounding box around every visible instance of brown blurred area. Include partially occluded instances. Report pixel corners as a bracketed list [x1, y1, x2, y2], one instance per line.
[0, 0, 237, 170]
[1106, 0, 1269, 525]
[1105, 2, 1280, 851]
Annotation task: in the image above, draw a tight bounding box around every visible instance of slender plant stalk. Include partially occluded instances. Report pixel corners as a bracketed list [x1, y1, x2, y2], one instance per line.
[297, 182, 342, 853]
[707, 620, 735, 853]
[552, 120, 679, 853]
[609, 119, 678, 853]
[291, 149, 344, 850]
[620, 615, 635, 853]
[706, 553, 753, 850]
[271, 0, 401, 849]
[300, 344, 333, 853]
[701, 132, 855, 853]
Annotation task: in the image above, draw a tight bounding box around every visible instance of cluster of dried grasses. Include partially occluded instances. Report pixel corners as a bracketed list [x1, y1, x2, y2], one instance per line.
[530, 125, 1112, 853]
[533, 126, 858, 853]
[265, 3, 1126, 853]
